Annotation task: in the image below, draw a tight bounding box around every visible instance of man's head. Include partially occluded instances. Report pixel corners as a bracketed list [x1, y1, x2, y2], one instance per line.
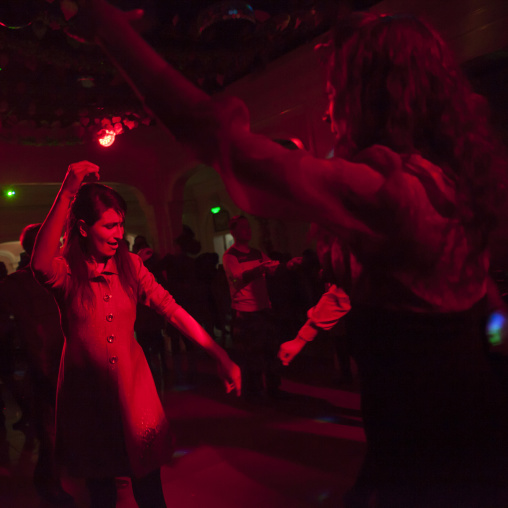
[229, 215, 251, 244]
[20, 223, 42, 257]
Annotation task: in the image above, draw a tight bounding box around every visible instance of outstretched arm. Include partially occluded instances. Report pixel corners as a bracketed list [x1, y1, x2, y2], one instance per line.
[279, 285, 351, 366]
[170, 307, 241, 396]
[83, 1, 386, 236]
[31, 161, 99, 279]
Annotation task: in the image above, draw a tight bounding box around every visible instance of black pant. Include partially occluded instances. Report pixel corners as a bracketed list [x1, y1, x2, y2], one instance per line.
[346, 302, 508, 508]
[31, 371, 62, 492]
[231, 309, 281, 394]
[86, 468, 166, 508]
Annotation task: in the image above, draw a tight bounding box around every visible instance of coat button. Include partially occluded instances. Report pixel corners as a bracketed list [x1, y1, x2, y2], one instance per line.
[104, 294, 112, 302]
[109, 356, 118, 364]
[106, 314, 114, 322]
[107, 335, 115, 343]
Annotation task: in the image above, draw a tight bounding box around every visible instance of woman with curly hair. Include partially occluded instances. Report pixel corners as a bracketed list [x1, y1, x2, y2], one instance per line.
[80, 3, 508, 506]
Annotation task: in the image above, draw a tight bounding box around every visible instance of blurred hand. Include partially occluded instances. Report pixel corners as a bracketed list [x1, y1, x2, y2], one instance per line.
[218, 359, 242, 396]
[137, 247, 153, 262]
[286, 256, 303, 270]
[278, 338, 306, 366]
[261, 259, 280, 275]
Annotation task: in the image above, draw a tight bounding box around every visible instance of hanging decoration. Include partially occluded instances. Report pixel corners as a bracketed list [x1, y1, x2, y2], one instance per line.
[97, 128, 115, 147]
[196, 2, 257, 43]
[0, 0, 39, 30]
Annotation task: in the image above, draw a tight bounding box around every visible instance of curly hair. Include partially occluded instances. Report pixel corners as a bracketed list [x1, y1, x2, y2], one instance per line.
[62, 182, 137, 306]
[328, 12, 506, 250]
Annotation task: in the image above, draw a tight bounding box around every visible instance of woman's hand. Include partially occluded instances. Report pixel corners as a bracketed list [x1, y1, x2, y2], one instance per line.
[31, 160, 98, 277]
[217, 358, 242, 397]
[62, 161, 99, 198]
[278, 338, 306, 366]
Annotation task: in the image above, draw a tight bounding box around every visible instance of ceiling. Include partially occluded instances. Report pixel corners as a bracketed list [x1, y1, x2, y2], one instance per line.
[0, 0, 381, 147]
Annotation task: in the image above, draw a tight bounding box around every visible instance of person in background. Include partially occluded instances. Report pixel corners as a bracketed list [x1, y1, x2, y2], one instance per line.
[0, 225, 72, 505]
[79, 3, 508, 506]
[132, 235, 164, 281]
[0, 263, 10, 435]
[266, 251, 305, 345]
[211, 261, 233, 347]
[160, 226, 203, 387]
[194, 251, 222, 338]
[279, 235, 357, 386]
[133, 237, 169, 393]
[31, 161, 241, 508]
[223, 215, 283, 400]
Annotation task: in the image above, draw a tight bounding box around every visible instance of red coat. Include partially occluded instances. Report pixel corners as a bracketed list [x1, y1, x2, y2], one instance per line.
[34, 253, 178, 478]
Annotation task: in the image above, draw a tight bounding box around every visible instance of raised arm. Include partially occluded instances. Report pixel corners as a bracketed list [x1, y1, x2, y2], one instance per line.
[31, 161, 99, 278]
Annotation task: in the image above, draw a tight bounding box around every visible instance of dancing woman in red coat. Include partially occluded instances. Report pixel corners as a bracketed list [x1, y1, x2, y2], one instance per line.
[32, 161, 241, 508]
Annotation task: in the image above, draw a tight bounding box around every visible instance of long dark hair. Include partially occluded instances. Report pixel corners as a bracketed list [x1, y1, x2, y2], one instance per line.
[62, 182, 137, 306]
[328, 12, 506, 251]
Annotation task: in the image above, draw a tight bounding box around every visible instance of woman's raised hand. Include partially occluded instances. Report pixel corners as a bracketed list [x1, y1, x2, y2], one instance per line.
[62, 161, 99, 198]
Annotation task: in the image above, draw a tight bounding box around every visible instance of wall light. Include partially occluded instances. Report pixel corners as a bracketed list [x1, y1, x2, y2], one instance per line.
[3, 187, 16, 199]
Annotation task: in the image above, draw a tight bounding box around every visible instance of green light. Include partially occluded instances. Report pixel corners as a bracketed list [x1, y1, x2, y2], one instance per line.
[4, 189, 16, 198]
[211, 206, 221, 214]
[487, 312, 506, 346]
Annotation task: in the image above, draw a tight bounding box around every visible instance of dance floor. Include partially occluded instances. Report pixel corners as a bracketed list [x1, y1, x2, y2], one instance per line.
[0, 343, 365, 507]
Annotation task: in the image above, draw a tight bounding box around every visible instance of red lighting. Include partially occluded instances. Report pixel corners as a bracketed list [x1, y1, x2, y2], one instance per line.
[98, 129, 115, 147]
[290, 138, 305, 150]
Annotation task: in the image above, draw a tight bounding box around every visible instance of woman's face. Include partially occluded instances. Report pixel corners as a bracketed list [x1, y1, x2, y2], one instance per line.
[82, 207, 125, 262]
